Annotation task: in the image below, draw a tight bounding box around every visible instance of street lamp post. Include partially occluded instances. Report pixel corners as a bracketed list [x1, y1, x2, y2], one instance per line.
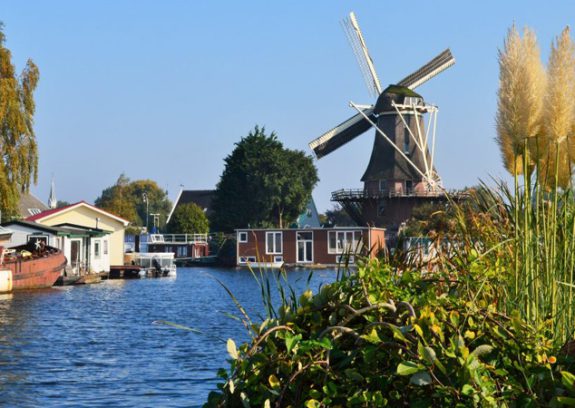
[142, 193, 149, 232]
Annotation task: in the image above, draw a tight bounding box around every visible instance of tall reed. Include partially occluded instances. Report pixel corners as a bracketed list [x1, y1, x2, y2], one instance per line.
[469, 150, 575, 345]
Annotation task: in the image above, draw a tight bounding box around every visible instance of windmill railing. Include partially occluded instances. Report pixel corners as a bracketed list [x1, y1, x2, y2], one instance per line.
[331, 188, 445, 201]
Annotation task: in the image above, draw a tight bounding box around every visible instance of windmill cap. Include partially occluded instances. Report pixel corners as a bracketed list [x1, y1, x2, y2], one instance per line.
[374, 85, 423, 114]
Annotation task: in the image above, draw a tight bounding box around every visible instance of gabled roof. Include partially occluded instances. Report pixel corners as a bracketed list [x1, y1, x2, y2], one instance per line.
[167, 189, 215, 224]
[18, 192, 49, 219]
[296, 198, 321, 228]
[25, 201, 130, 226]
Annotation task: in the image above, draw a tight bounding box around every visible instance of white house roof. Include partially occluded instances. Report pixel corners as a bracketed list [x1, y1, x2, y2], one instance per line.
[26, 201, 130, 227]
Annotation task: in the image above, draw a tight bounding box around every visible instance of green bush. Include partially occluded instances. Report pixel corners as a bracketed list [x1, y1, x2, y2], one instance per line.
[204, 260, 574, 407]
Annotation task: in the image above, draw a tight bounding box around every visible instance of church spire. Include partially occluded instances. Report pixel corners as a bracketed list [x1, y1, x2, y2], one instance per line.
[48, 177, 57, 209]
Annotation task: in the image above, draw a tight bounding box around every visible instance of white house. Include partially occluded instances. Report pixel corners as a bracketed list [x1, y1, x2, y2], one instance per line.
[2, 220, 112, 274]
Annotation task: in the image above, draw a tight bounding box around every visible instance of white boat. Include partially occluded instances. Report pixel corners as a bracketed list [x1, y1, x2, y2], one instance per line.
[133, 252, 177, 278]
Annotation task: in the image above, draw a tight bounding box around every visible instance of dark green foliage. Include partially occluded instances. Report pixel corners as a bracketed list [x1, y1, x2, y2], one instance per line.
[323, 204, 355, 227]
[205, 262, 567, 407]
[0, 23, 40, 218]
[216, 237, 237, 267]
[210, 126, 319, 232]
[166, 203, 209, 234]
[56, 200, 71, 208]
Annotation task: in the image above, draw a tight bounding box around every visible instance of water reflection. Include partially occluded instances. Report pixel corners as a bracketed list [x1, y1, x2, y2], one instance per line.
[0, 267, 336, 407]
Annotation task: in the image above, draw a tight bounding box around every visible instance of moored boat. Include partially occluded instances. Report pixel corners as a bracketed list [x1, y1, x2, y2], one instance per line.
[0, 242, 67, 293]
[124, 252, 177, 278]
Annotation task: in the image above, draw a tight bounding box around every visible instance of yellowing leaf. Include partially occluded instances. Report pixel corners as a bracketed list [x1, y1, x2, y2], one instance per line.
[413, 323, 424, 337]
[305, 399, 320, 408]
[227, 338, 239, 360]
[268, 374, 280, 389]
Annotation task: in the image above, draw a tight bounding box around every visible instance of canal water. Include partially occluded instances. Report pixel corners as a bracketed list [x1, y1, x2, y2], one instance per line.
[0, 267, 337, 407]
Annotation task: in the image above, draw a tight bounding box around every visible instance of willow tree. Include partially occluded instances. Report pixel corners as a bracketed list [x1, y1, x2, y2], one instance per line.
[0, 23, 40, 217]
[540, 27, 575, 188]
[496, 25, 545, 176]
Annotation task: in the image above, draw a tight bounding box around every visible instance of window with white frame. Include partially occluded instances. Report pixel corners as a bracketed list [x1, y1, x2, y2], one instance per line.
[266, 231, 282, 254]
[103, 239, 108, 255]
[238, 232, 248, 243]
[328, 230, 363, 254]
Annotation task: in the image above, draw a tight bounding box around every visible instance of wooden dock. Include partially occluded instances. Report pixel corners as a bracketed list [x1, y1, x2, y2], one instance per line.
[108, 265, 142, 279]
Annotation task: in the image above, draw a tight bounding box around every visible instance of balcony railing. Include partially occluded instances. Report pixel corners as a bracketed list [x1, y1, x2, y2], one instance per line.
[148, 234, 208, 244]
[331, 188, 445, 201]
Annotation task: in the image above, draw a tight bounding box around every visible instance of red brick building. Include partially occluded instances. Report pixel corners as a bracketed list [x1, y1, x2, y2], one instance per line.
[236, 227, 386, 267]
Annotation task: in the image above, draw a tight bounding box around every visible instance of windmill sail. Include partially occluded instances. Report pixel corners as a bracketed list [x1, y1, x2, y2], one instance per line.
[342, 12, 382, 97]
[397, 49, 455, 90]
[309, 107, 375, 159]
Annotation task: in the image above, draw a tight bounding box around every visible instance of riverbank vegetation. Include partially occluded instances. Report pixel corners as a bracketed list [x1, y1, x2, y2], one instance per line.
[204, 26, 575, 407]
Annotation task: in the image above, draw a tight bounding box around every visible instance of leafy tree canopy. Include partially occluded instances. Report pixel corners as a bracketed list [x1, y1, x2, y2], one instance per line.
[0, 23, 40, 218]
[166, 203, 209, 234]
[56, 200, 70, 208]
[95, 174, 172, 231]
[323, 204, 355, 227]
[211, 126, 319, 232]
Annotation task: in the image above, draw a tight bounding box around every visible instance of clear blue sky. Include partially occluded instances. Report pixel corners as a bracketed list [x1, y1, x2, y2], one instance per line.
[1, 1, 573, 212]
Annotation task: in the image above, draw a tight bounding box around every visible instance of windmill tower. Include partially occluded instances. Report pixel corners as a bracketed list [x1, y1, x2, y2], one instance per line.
[309, 12, 455, 238]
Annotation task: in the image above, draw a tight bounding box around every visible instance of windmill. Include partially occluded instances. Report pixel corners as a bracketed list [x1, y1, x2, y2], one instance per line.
[309, 12, 455, 231]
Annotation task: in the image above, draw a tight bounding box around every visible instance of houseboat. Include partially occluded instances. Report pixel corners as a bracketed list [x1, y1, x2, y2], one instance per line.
[146, 233, 209, 260]
[235, 227, 386, 268]
[0, 228, 67, 293]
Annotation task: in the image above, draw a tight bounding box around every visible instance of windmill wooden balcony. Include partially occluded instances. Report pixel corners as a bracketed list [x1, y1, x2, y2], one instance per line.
[331, 187, 444, 202]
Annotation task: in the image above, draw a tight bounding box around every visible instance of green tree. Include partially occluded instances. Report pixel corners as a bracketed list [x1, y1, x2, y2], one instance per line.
[128, 179, 172, 230]
[56, 200, 71, 208]
[0, 23, 40, 218]
[323, 204, 355, 226]
[166, 203, 209, 234]
[95, 174, 172, 230]
[210, 126, 319, 232]
[95, 174, 139, 224]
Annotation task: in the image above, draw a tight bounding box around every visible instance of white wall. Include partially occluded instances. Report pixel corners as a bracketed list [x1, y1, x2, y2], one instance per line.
[5, 225, 60, 248]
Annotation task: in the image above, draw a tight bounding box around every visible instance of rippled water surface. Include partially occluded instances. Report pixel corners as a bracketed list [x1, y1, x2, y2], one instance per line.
[0, 267, 337, 407]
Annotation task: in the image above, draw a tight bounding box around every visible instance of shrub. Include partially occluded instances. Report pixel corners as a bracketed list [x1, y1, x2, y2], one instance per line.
[204, 261, 567, 407]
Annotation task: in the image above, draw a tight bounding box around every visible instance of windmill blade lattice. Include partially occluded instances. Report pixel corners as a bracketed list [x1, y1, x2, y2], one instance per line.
[397, 49, 455, 90]
[341, 12, 382, 98]
[309, 107, 375, 159]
